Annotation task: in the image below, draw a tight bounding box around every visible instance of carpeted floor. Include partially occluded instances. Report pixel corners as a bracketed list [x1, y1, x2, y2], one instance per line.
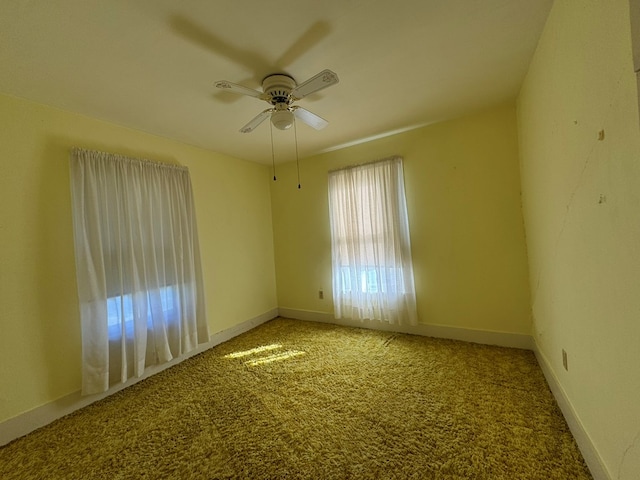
[0, 317, 592, 479]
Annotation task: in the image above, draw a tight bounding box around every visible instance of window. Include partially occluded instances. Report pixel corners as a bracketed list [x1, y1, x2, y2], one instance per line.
[328, 156, 418, 325]
[69, 148, 209, 395]
[337, 265, 401, 294]
[106, 285, 179, 339]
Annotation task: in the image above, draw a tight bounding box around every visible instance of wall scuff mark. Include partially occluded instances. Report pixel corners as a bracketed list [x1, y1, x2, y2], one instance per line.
[618, 429, 640, 479]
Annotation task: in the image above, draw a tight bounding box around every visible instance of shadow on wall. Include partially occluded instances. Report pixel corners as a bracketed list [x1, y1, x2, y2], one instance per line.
[36, 137, 82, 400]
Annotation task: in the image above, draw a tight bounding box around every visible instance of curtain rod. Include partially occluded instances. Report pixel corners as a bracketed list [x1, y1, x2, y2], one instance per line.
[71, 147, 187, 171]
[328, 155, 402, 174]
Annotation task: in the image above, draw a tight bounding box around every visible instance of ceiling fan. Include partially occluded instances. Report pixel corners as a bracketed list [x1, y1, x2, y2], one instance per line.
[215, 69, 339, 133]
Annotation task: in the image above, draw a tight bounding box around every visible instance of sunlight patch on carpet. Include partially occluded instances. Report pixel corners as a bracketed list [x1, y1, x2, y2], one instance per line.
[223, 343, 282, 358]
[245, 350, 306, 366]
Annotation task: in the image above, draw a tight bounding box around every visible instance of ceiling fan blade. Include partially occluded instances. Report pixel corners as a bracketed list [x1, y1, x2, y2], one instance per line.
[292, 106, 328, 130]
[291, 69, 339, 99]
[215, 80, 265, 99]
[240, 109, 272, 133]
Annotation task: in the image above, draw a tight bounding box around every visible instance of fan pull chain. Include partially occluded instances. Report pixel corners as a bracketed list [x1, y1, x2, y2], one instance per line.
[294, 117, 301, 189]
[270, 121, 276, 181]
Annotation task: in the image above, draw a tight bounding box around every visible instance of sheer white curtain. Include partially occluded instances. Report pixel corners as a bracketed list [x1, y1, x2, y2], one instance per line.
[328, 156, 418, 325]
[69, 148, 209, 395]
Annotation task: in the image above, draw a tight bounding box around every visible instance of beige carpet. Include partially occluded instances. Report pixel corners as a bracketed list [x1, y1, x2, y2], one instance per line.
[0, 317, 591, 479]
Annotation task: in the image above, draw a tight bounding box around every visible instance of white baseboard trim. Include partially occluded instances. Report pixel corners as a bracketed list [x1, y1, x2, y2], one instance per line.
[277, 308, 533, 350]
[208, 308, 278, 346]
[0, 308, 278, 447]
[533, 342, 610, 480]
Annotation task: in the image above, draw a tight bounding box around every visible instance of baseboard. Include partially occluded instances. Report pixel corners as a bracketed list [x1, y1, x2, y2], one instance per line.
[0, 308, 278, 447]
[277, 307, 533, 350]
[533, 341, 610, 480]
[208, 308, 278, 346]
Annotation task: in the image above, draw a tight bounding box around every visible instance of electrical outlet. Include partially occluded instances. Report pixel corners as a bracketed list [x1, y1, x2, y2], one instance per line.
[562, 349, 568, 371]
[318, 289, 324, 300]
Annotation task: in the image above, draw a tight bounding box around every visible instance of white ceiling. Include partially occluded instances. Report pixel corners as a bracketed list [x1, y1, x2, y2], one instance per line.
[0, 0, 552, 164]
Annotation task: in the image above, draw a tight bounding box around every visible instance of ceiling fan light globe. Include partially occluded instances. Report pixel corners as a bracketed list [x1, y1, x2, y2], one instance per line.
[271, 110, 294, 130]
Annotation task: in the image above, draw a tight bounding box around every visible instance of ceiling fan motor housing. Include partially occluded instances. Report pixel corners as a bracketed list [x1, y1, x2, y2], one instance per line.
[262, 74, 296, 105]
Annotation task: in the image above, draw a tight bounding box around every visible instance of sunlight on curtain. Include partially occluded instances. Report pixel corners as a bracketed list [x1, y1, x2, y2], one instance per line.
[328, 156, 417, 325]
[69, 148, 209, 395]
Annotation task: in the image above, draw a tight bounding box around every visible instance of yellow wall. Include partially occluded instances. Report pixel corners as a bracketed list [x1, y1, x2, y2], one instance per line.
[271, 103, 532, 334]
[517, 0, 640, 477]
[0, 93, 277, 423]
